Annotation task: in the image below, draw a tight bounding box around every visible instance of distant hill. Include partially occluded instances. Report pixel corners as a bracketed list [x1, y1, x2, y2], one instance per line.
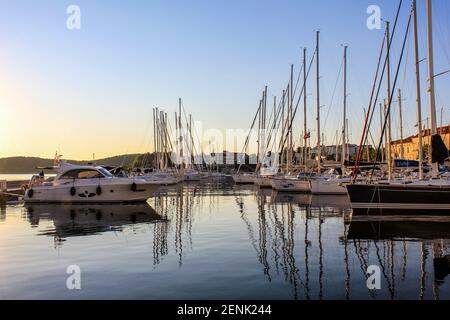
[0, 154, 146, 173]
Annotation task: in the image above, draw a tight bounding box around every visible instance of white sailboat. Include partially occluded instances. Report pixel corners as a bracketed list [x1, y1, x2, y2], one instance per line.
[311, 45, 350, 195]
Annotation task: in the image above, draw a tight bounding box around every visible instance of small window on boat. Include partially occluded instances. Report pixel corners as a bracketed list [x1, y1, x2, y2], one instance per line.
[60, 169, 105, 179]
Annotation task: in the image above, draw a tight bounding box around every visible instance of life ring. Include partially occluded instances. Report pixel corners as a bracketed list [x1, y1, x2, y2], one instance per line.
[27, 189, 34, 198]
[70, 186, 76, 196]
[96, 186, 102, 195]
[131, 182, 137, 192]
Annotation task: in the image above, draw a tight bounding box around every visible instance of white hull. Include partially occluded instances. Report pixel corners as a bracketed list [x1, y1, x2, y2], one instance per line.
[139, 174, 182, 185]
[232, 174, 256, 184]
[271, 178, 311, 192]
[24, 179, 158, 203]
[255, 176, 273, 187]
[310, 178, 350, 195]
[183, 171, 202, 181]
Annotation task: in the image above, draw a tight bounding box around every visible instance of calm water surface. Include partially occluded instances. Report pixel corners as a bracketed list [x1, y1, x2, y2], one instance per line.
[0, 178, 449, 299]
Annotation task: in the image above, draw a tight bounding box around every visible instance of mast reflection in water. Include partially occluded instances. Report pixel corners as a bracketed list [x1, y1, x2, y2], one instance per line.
[0, 178, 449, 299]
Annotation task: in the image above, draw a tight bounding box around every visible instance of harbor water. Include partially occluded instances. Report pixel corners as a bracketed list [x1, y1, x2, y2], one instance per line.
[0, 178, 449, 299]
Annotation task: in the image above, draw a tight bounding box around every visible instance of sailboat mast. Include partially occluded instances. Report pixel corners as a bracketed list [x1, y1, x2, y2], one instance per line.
[412, 0, 424, 179]
[179, 98, 183, 169]
[303, 48, 308, 168]
[364, 109, 370, 161]
[386, 21, 393, 180]
[316, 31, 321, 173]
[153, 108, 157, 169]
[380, 102, 384, 162]
[289, 64, 294, 173]
[189, 114, 193, 169]
[398, 89, 404, 159]
[426, 0, 439, 177]
[257, 98, 262, 171]
[262, 85, 268, 166]
[281, 90, 286, 173]
[342, 45, 347, 171]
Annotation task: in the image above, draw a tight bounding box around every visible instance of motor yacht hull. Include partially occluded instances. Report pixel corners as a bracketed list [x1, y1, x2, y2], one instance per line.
[24, 179, 158, 203]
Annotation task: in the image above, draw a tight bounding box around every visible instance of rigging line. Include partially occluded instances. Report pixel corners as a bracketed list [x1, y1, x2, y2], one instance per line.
[353, 0, 404, 180]
[279, 50, 316, 155]
[370, 9, 413, 180]
[180, 101, 202, 169]
[265, 91, 289, 163]
[352, 36, 385, 178]
[322, 54, 344, 132]
[262, 85, 292, 163]
[236, 101, 262, 173]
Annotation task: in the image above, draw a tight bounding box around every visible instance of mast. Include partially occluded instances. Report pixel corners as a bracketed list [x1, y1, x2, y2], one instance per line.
[153, 108, 157, 169]
[303, 48, 308, 168]
[175, 112, 178, 168]
[335, 130, 339, 161]
[364, 109, 370, 161]
[398, 89, 404, 159]
[316, 31, 321, 173]
[342, 45, 347, 171]
[379, 102, 384, 162]
[386, 21, 393, 180]
[384, 99, 388, 170]
[426, 0, 438, 177]
[281, 90, 286, 173]
[262, 86, 268, 169]
[179, 98, 183, 170]
[289, 64, 294, 174]
[257, 98, 262, 172]
[189, 114, 193, 169]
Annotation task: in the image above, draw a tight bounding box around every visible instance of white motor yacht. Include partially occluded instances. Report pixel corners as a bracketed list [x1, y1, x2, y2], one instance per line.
[24, 162, 158, 203]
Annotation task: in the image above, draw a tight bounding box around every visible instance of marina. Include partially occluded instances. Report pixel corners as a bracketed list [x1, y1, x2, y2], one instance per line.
[1, 179, 450, 299]
[0, 0, 449, 303]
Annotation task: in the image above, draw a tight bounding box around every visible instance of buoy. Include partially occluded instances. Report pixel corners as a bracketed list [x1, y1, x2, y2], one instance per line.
[70, 186, 76, 196]
[27, 189, 34, 198]
[96, 186, 102, 195]
[131, 182, 137, 192]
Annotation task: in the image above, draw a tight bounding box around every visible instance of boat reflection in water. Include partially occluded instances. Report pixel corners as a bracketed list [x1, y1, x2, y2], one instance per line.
[348, 216, 450, 289]
[2, 177, 449, 299]
[234, 182, 450, 299]
[25, 203, 166, 240]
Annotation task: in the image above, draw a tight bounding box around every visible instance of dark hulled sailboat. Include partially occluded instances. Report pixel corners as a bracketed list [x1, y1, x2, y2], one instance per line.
[347, 0, 450, 216]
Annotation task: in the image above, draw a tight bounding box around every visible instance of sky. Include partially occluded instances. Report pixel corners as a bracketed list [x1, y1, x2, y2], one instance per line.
[0, 0, 449, 160]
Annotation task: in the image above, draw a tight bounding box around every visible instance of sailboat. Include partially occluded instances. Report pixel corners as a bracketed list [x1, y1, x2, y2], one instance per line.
[311, 45, 350, 195]
[272, 34, 319, 193]
[347, 0, 450, 215]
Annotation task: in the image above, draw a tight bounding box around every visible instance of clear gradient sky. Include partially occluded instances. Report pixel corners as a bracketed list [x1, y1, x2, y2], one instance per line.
[0, 0, 449, 160]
